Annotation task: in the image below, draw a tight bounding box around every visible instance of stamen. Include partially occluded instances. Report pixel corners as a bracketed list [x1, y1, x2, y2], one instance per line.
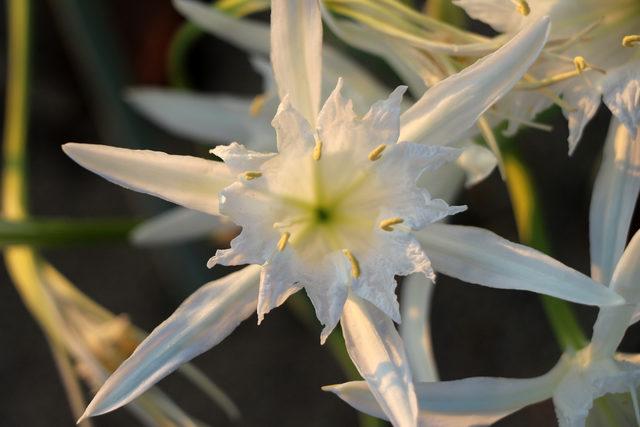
[573, 56, 587, 73]
[313, 137, 323, 161]
[277, 232, 290, 252]
[379, 217, 404, 231]
[342, 249, 361, 278]
[243, 171, 262, 180]
[249, 94, 267, 117]
[622, 35, 640, 47]
[368, 144, 386, 161]
[511, 0, 530, 16]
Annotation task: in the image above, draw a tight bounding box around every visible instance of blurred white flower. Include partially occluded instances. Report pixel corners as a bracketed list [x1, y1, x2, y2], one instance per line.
[454, 0, 640, 153]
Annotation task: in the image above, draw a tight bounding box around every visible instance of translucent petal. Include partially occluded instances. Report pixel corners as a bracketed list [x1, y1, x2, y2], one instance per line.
[62, 143, 234, 215]
[400, 274, 439, 382]
[126, 88, 272, 146]
[591, 230, 640, 358]
[131, 207, 237, 246]
[341, 294, 418, 427]
[270, 0, 322, 125]
[603, 60, 640, 138]
[589, 119, 640, 284]
[415, 224, 624, 306]
[455, 142, 498, 187]
[399, 17, 550, 145]
[324, 361, 562, 426]
[81, 265, 260, 419]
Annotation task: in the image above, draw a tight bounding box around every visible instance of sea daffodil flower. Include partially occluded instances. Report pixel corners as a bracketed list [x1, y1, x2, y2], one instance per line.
[324, 119, 639, 427]
[454, 0, 640, 152]
[61, 3, 616, 425]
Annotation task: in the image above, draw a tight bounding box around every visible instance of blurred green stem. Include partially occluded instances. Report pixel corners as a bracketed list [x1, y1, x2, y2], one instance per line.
[497, 128, 588, 351]
[0, 218, 139, 247]
[2, 0, 31, 220]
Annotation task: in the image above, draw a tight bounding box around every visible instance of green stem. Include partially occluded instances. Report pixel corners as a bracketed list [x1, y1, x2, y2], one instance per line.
[0, 218, 139, 247]
[2, 0, 31, 220]
[497, 129, 588, 351]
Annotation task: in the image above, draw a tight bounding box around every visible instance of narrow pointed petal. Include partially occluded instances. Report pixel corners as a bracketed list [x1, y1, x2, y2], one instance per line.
[590, 119, 640, 284]
[399, 17, 550, 145]
[270, 0, 322, 125]
[131, 207, 238, 246]
[416, 224, 624, 307]
[126, 88, 273, 146]
[341, 293, 418, 427]
[400, 274, 438, 382]
[173, 0, 270, 55]
[63, 143, 234, 215]
[324, 362, 563, 426]
[591, 229, 640, 358]
[81, 266, 260, 420]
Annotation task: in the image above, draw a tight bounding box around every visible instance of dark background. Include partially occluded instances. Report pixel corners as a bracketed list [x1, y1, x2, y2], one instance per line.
[0, 0, 638, 426]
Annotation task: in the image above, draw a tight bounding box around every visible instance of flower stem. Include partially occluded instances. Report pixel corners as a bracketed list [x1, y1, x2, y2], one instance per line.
[0, 218, 139, 247]
[496, 126, 588, 351]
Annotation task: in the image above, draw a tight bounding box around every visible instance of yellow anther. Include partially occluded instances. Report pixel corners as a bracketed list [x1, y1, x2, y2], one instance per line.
[379, 217, 404, 231]
[243, 171, 262, 180]
[573, 56, 587, 73]
[368, 144, 387, 161]
[622, 35, 640, 47]
[313, 138, 323, 161]
[342, 249, 361, 279]
[277, 232, 290, 252]
[512, 0, 530, 16]
[249, 94, 267, 117]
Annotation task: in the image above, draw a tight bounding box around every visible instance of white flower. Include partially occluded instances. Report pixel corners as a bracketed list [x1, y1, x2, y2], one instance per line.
[61, 4, 601, 426]
[208, 80, 463, 340]
[454, 0, 640, 152]
[324, 119, 639, 427]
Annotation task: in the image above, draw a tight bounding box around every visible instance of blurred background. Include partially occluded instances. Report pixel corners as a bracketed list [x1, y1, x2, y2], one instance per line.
[0, 0, 638, 426]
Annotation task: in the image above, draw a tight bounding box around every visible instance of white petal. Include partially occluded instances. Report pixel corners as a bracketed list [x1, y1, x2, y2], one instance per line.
[324, 362, 563, 426]
[126, 88, 273, 146]
[81, 265, 260, 419]
[589, 119, 640, 284]
[455, 142, 498, 187]
[62, 143, 234, 215]
[603, 60, 640, 138]
[257, 253, 303, 323]
[317, 80, 406, 155]
[399, 17, 550, 145]
[341, 293, 418, 427]
[591, 230, 640, 359]
[173, 0, 269, 55]
[415, 224, 624, 306]
[131, 207, 237, 246]
[272, 97, 315, 154]
[400, 274, 439, 382]
[562, 82, 602, 155]
[210, 141, 276, 175]
[270, 0, 322, 125]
